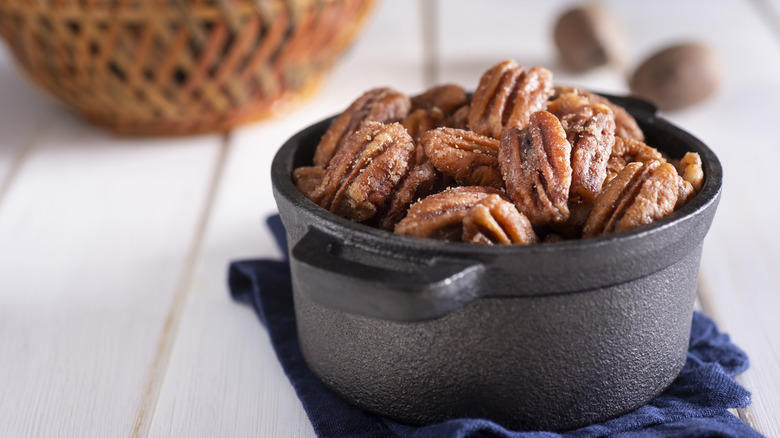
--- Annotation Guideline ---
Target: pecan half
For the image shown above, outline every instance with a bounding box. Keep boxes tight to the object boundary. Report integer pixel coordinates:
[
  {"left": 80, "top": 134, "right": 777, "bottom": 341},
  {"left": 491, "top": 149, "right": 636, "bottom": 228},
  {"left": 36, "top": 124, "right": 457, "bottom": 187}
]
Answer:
[
  {"left": 411, "top": 83, "right": 469, "bottom": 114},
  {"left": 551, "top": 86, "right": 644, "bottom": 141},
  {"left": 548, "top": 93, "right": 616, "bottom": 202},
  {"left": 309, "top": 122, "right": 415, "bottom": 222},
  {"left": 606, "top": 136, "right": 665, "bottom": 183},
  {"left": 313, "top": 88, "right": 411, "bottom": 167},
  {"left": 583, "top": 161, "right": 681, "bottom": 237},
  {"left": 446, "top": 104, "right": 471, "bottom": 130},
  {"left": 462, "top": 195, "right": 538, "bottom": 245},
  {"left": 402, "top": 107, "right": 446, "bottom": 147},
  {"left": 395, "top": 186, "right": 505, "bottom": 241},
  {"left": 293, "top": 165, "right": 325, "bottom": 199},
  {"left": 499, "top": 110, "right": 572, "bottom": 225},
  {"left": 678, "top": 152, "right": 704, "bottom": 192},
  {"left": 469, "top": 60, "right": 553, "bottom": 138},
  {"left": 375, "top": 161, "right": 441, "bottom": 230},
  {"left": 422, "top": 127, "right": 503, "bottom": 188}
]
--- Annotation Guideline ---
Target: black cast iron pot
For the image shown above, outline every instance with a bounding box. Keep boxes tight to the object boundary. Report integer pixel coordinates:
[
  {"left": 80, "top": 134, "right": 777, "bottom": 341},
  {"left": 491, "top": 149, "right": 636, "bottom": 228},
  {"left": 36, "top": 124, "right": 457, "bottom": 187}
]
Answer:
[{"left": 270, "top": 95, "right": 722, "bottom": 431}]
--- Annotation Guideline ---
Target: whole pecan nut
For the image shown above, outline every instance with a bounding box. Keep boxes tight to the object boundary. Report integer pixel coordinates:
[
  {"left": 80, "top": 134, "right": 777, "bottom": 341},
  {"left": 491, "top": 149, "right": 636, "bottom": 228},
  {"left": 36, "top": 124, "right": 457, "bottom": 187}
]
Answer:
[
  {"left": 310, "top": 122, "right": 415, "bottom": 222},
  {"left": 499, "top": 110, "right": 572, "bottom": 225},
  {"left": 312, "top": 87, "right": 410, "bottom": 167},
  {"left": 422, "top": 127, "right": 503, "bottom": 188}
]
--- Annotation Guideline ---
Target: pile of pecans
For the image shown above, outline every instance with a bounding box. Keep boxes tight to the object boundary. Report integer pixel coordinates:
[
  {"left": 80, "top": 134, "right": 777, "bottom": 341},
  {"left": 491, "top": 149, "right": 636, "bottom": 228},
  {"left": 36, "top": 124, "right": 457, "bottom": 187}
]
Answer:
[{"left": 293, "top": 59, "right": 704, "bottom": 245}]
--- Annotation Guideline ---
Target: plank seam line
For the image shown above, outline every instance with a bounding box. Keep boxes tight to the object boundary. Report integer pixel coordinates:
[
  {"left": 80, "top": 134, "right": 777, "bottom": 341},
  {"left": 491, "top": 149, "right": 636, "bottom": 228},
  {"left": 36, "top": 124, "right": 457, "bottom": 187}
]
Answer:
[
  {"left": 696, "top": 273, "right": 759, "bottom": 430},
  {"left": 130, "top": 134, "right": 232, "bottom": 438},
  {"left": 0, "top": 108, "right": 57, "bottom": 216}
]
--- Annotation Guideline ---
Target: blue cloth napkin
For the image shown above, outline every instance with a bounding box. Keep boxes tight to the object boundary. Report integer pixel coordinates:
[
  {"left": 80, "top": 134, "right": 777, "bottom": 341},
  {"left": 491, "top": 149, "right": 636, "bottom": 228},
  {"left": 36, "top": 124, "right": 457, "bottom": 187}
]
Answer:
[{"left": 228, "top": 215, "right": 763, "bottom": 438}]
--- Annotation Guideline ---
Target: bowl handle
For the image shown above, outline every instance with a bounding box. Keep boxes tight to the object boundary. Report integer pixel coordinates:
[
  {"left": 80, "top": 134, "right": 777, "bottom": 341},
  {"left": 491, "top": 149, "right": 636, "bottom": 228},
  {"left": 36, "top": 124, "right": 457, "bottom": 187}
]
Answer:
[{"left": 290, "top": 227, "right": 485, "bottom": 321}]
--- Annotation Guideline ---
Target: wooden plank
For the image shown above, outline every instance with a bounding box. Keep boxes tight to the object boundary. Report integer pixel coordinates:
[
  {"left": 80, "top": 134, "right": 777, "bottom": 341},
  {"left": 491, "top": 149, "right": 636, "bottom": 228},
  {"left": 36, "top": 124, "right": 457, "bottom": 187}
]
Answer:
[
  {"left": 147, "top": 1, "right": 426, "bottom": 437},
  {"left": 0, "top": 113, "right": 223, "bottom": 437},
  {"left": 0, "top": 44, "right": 58, "bottom": 206}
]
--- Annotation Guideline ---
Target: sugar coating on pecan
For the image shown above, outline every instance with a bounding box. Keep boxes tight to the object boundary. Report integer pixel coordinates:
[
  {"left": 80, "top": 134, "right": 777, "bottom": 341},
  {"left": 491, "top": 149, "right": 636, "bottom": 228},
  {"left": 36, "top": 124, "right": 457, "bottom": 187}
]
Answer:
[
  {"left": 313, "top": 87, "right": 410, "bottom": 167},
  {"left": 293, "top": 165, "right": 325, "bottom": 199},
  {"left": 402, "top": 107, "right": 446, "bottom": 148},
  {"left": 548, "top": 93, "right": 616, "bottom": 202},
  {"left": 679, "top": 152, "right": 704, "bottom": 192},
  {"left": 469, "top": 60, "right": 553, "bottom": 138},
  {"left": 583, "top": 161, "right": 681, "bottom": 237},
  {"left": 551, "top": 85, "right": 645, "bottom": 141},
  {"left": 606, "top": 136, "right": 666, "bottom": 184},
  {"left": 375, "top": 161, "right": 441, "bottom": 231},
  {"left": 310, "top": 122, "right": 415, "bottom": 222},
  {"left": 499, "top": 111, "right": 572, "bottom": 225},
  {"left": 395, "top": 186, "right": 505, "bottom": 241},
  {"left": 422, "top": 127, "right": 503, "bottom": 188},
  {"left": 462, "top": 195, "right": 538, "bottom": 245}
]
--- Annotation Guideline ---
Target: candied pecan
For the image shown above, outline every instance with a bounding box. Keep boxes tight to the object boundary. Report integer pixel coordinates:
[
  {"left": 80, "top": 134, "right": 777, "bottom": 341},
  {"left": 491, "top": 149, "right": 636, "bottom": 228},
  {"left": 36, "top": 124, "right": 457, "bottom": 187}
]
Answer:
[
  {"left": 293, "top": 166, "right": 325, "bottom": 199},
  {"left": 499, "top": 111, "right": 572, "bottom": 225},
  {"left": 605, "top": 136, "right": 665, "bottom": 183},
  {"left": 548, "top": 94, "right": 616, "bottom": 202},
  {"left": 313, "top": 88, "right": 410, "bottom": 167},
  {"left": 550, "top": 200, "right": 594, "bottom": 239},
  {"left": 375, "top": 161, "right": 440, "bottom": 230},
  {"left": 422, "top": 127, "right": 503, "bottom": 188},
  {"left": 583, "top": 161, "right": 681, "bottom": 237},
  {"left": 309, "top": 122, "right": 415, "bottom": 222},
  {"left": 551, "top": 86, "right": 644, "bottom": 141},
  {"left": 395, "top": 186, "right": 505, "bottom": 241},
  {"left": 678, "top": 152, "right": 704, "bottom": 192},
  {"left": 469, "top": 60, "right": 553, "bottom": 138},
  {"left": 446, "top": 104, "right": 471, "bottom": 130},
  {"left": 411, "top": 84, "right": 469, "bottom": 114},
  {"left": 402, "top": 107, "right": 446, "bottom": 146},
  {"left": 462, "top": 195, "right": 538, "bottom": 245}
]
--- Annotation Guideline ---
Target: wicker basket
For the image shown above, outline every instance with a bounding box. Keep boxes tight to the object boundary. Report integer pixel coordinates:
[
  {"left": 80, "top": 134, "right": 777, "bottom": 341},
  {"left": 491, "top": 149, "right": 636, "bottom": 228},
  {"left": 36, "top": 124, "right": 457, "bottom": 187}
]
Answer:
[{"left": 0, "top": 0, "right": 375, "bottom": 135}]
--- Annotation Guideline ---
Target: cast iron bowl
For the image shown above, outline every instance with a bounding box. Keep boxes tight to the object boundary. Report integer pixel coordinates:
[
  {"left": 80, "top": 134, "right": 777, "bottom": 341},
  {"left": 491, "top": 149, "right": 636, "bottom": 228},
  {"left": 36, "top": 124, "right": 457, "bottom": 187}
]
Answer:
[{"left": 270, "top": 95, "right": 722, "bottom": 431}]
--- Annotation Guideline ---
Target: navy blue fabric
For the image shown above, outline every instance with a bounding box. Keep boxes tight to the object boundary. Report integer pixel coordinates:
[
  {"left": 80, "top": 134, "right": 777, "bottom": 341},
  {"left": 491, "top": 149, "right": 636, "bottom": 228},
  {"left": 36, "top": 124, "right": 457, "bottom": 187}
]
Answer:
[{"left": 228, "top": 215, "right": 762, "bottom": 438}]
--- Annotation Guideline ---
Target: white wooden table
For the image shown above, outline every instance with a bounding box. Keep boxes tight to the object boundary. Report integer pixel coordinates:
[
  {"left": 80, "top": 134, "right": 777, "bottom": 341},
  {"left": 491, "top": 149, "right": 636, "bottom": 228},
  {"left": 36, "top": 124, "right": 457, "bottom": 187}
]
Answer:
[{"left": 1, "top": 1, "right": 779, "bottom": 436}]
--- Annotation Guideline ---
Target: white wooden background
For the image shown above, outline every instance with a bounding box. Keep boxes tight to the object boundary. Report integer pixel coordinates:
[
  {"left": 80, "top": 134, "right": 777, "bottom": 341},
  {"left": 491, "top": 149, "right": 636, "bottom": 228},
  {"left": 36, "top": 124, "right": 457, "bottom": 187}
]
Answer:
[{"left": 1, "top": 1, "right": 779, "bottom": 436}]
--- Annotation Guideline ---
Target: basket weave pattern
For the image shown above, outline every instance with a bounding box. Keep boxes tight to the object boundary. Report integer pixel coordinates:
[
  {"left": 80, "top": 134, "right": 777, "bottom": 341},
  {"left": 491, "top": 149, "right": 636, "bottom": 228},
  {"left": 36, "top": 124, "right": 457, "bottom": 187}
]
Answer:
[{"left": 0, "top": 0, "right": 374, "bottom": 135}]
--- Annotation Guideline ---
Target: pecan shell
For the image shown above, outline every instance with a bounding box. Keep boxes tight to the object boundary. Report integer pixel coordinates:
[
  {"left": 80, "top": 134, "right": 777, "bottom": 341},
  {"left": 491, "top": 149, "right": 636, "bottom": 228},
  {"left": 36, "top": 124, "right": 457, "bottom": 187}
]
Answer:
[{"left": 499, "top": 110, "right": 572, "bottom": 225}]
